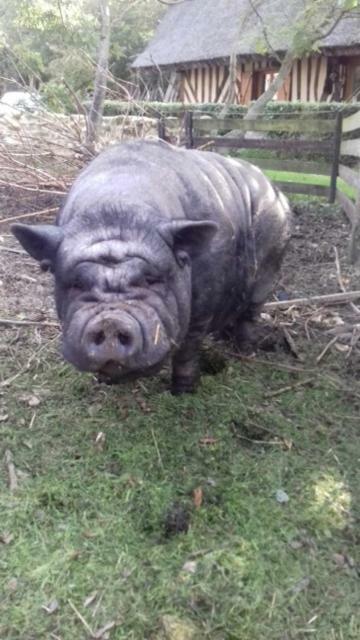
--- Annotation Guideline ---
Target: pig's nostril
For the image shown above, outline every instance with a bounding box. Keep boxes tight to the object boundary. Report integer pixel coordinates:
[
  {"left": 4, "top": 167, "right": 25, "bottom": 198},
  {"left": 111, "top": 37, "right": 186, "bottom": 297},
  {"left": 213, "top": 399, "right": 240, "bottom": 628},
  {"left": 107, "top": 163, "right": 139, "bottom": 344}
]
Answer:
[
  {"left": 117, "top": 332, "right": 131, "bottom": 346},
  {"left": 93, "top": 330, "right": 106, "bottom": 346}
]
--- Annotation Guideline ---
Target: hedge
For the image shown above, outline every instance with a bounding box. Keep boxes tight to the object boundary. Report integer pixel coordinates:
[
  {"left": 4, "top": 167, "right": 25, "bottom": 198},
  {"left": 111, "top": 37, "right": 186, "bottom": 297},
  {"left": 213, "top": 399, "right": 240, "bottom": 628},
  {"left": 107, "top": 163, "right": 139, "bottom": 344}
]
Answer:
[{"left": 95, "top": 100, "right": 360, "bottom": 119}]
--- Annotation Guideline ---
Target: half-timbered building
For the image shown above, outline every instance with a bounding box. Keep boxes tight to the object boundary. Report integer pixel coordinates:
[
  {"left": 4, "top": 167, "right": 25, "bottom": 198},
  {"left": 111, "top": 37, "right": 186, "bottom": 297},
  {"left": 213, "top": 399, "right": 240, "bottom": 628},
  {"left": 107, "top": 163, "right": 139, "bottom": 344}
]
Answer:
[{"left": 132, "top": 0, "right": 360, "bottom": 105}]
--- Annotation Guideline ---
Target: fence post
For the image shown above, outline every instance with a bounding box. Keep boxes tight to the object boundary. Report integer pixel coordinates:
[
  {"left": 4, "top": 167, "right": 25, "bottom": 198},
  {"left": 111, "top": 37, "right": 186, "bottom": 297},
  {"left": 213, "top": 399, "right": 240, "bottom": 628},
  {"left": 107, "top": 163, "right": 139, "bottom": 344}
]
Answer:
[
  {"left": 157, "top": 116, "right": 166, "bottom": 141},
  {"left": 184, "top": 110, "right": 193, "bottom": 148},
  {"left": 329, "top": 111, "right": 343, "bottom": 204}
]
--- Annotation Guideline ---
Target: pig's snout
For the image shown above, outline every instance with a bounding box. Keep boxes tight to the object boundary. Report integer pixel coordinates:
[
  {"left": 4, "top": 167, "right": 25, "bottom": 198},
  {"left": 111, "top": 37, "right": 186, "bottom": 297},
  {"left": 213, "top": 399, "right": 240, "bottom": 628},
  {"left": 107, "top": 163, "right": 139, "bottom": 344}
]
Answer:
[{"left": 83, "top": 313, "right": 142, "bottom": 369}]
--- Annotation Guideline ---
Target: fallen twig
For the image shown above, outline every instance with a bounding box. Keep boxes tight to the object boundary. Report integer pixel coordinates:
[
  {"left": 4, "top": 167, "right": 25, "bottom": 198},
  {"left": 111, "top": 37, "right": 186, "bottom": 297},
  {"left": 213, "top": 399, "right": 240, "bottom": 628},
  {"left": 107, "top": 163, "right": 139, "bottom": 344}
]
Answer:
[
  {"left": 151, "top": 427, "right": 164, "bottom": 469},
  {"left": 226, "top": 352, "right": 315, "bottom": 374},
  {"left": 346, "top": 324, "right": 360, "bottom": 359},
  {"left": 333, "top": 246, "right": 360, "bottom": 315},
  {"left": 4, "top": 450, "right": 18, "bottom": 491},
  {"left": 0, "top": 247, "right": 27, "bottom": 255},
  {"left": 316, "top": 336, "right": 338, "bottom": 364},
  {"left": 0, "top": 207, "right": 58, "bottom": 225},
  {"left": 68, "top": 600, "right": 95, "bottom": 637},
  {"left": 0, "top": 179, "right": 65, "bottom": 196},
  {"left": 264, "top": 377, "right": 314, "bottom": 398},
  {"left": 282, "top": 326, "right": 304, "bottom": 361},
  {"left": 265, "top": 291, "right": 360, "bottom": 310},
  {"left": 0, "top": 318, "right": 59, "bottom": 328}
]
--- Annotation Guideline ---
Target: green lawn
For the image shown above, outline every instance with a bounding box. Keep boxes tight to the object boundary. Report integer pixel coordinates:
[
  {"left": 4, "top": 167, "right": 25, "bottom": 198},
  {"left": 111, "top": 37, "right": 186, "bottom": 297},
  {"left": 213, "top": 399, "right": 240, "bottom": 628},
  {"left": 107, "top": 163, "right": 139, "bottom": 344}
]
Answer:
[
  {"left": 1, "top": 338, "right": 359, "bottom": 639},
  {"left": 228, "top": 149, "right": 357, "bottom": 200},
  {"left": 263, "top": 170, "right": 356, "bottom": 200}
]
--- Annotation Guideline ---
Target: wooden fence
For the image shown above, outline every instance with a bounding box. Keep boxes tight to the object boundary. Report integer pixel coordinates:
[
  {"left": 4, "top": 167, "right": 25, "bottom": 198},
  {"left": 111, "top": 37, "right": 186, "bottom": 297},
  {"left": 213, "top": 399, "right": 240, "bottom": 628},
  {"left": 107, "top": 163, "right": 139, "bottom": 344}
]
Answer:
[
  {"left": 336, "top": 111, "right": 360, "bottom": 262},
  {"left": 159, "top": 111, "right": 339, "bottom": 200},
  {"left": 158, "top": 109, "right": 360, "bottom": 261}
]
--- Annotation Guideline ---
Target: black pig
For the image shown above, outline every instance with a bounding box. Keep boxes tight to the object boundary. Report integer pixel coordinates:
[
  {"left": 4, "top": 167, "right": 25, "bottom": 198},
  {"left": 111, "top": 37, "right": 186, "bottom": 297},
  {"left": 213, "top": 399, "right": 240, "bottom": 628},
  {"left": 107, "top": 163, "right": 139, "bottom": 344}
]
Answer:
[{"left": 12, "top": 140, "right": 291, "bottom": 393}]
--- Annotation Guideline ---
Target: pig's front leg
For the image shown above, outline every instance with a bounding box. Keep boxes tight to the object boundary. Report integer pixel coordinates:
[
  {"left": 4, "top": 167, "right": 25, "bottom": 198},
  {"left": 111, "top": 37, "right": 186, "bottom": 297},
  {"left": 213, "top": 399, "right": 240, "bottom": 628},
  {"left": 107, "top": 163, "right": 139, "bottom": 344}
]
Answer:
[{"left": 171, "top": 335, "right": 202, "bottom": 394}]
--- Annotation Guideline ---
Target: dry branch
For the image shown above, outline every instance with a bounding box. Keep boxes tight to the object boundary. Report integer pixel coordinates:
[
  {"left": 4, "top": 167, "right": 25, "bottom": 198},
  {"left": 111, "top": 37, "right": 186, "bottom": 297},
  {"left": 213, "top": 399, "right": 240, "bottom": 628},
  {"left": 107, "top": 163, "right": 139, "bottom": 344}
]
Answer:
[
  {"left": 4, "top": 450, "right": 18, "bottom": 492},
  {"left": 316, "top": 336, "right": 338, "bottom": 364},
  {"left": 0, "top": 318, "right": 59, "bottom": 328},
  {"left": 265, "top": 291, "right": 360, "bottom": 310},
  {"left": 264, "top": 377, "right": 315, "bottom": 398},
  {"left": 333, "top": 246, "right": 360, "bottom": 315},
  {"left": 68, "top": 600, "right": 95, "bottom": 637},
  {"left": 0, "top": 207, "right": 58, "bottom": 226}
]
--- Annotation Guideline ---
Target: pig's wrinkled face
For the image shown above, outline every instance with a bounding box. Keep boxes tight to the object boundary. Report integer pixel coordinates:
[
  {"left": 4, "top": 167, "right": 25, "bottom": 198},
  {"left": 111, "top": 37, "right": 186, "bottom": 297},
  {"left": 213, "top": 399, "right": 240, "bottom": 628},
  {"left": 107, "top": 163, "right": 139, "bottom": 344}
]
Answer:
[
  {"left": 55, "top": 232, "right": 191, "bottom": 381},
  {"left": 11, "top": 216, "right": 217, "bottom": 382}
]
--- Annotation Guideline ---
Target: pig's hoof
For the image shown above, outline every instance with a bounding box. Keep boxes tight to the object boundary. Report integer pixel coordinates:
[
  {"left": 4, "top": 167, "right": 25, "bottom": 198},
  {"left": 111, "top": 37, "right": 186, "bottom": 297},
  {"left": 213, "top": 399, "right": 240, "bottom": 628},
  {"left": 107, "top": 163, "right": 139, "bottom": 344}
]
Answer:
[{"left": 171, "top": 377, "right": 197, "bottom": 395}]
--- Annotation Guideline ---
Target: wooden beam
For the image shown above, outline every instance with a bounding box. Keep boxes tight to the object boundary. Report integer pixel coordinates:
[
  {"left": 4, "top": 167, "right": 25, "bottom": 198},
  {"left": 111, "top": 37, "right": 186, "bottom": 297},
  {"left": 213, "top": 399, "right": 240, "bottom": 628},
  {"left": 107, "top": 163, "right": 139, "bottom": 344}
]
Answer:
[
  {"left": 273, "top": 181, "right": 329, "bottom": 197},
  {"left": 265, "top": 290, "right": 360, "bottom": 310},
  {"left": 339, "top": 164, "right": 360, "bottom": 191},
  {"left": 193, "top": 136, "right": 333, "bottom": 153},
  {"left": 342, "top": 110, "right": 360, "bottom": 134},
  {"left": 184, "top": 110, "right": 194, "bottom": 149},
  {"left": 329, "top": 112, "right": 342, "bottom": 203},
  {"left": 300, "top": 58, "right": 308, "bottom": 101},
  {"left": 341, "top": 139, "right": 360, "bottom": 158},
  {"left": 193, "top": 116, "right": 335, "bottom": 135},
  {"left": 244, "top": 158, "right": 331, "bottom": 175},
  {"left": 336, "top": 189, "right": 357, "bottom": 224}
]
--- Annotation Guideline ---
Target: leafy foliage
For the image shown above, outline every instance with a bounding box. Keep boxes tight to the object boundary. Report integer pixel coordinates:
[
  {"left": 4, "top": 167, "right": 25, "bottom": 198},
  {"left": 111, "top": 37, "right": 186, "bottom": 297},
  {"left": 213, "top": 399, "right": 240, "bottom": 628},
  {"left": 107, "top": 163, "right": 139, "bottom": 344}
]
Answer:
[
  {"left": 98, "top": 99, "right": 360, "bottom": 118},
  {"left": 0, "top": 0, "right": 163, "bottom": 110}
]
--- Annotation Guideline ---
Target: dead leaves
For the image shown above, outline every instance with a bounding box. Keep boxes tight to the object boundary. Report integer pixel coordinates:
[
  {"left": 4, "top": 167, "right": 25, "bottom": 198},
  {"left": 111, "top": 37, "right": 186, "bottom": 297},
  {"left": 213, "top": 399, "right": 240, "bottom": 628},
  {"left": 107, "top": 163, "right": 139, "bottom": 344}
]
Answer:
[
  {"left": 19, "top": 393, "right": 41, "bottom": 407},
  {"left": 94, "top": 431, "right": 106, "bottom": 452},
  {"left": 0, "top": 531, "right": 14, "bottom": 545},
  {"left": 4, "top": 449, "right": 18, "bottom": 491},
  {"left": 83, "top": 591, "right": 99, "bottom": 608},
  {"left": 198, "top": 436, "right": 218, "bottom": 446},
  {"left": 332, "top": 552, "right": 358, "bottom": 575},
  {"left": 289, "top": 531, "right": 317, "bottom": 554},
  {"left": 289, "top": 576, "right": 311, "bottom": 597},
  {"left": 68, "top": 599, "right": 117, "bottom": 639},
  {"left": 192, "top": 486, "right": 203, "bottom": 509},
  {"left": 42, "top": 599, "right": 59, "bottom": 615}
]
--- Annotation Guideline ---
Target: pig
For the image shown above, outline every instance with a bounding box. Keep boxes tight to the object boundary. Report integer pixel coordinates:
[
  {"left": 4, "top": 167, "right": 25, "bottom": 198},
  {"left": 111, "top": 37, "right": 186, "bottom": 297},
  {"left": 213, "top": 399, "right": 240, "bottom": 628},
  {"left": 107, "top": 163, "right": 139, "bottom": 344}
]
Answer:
[{"left": 12, "top": 140, "right": 292, "bottom": 393}]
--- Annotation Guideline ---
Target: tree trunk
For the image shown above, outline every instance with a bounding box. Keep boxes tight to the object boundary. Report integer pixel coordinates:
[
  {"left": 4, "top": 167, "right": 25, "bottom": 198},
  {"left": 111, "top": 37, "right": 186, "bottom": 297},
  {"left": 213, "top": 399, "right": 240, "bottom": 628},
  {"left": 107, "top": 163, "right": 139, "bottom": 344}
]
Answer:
[
  {"left": 244, "top": 50, "right": 295, "bottom": 120},
  {"left": 85, "top": 0, "right": 111, "bottom": 148},
  {"left": 220, "top": 51, "right": 238, "bottom": 118}
]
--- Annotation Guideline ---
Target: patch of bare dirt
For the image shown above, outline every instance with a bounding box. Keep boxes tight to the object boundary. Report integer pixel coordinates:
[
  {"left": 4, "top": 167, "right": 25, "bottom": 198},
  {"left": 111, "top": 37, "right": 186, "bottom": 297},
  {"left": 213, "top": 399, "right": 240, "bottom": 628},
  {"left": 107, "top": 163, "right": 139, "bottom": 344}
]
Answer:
[
  {"left": 281, "top": 201, "right": 359, "bottom": 299},
  {"left": 0, "top": 189, "right": 62, "bottom": 371}
]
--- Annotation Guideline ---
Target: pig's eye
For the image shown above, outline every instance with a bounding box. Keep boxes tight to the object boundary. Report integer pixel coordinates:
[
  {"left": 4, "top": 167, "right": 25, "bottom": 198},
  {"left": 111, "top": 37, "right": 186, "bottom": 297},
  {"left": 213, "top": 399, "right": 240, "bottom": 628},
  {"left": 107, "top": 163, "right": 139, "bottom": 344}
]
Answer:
[
  {"left": 100, "top": 255, "right": 118, "bottom": 266},
  {"left": 176, "top": 250, "right": 190, "bottom": 268},
  {"left": 68, "top": 277, "right": 86, "bottom": 292},
  {"left": 145, "top": 274, "right": 164, "bottom": 286}
]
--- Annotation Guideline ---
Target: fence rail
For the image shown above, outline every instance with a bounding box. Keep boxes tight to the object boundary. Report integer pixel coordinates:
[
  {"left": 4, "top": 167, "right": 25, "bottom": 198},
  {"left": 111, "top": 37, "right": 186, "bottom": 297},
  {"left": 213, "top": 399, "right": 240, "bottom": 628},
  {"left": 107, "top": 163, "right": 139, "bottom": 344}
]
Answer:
[
  {"left": 157, "top": 109, "right": 360, "bottom": 261},
  {"left": 336, "top": 111, "right": 360, "bottom": 262},
  {"left": 164, "top": 110, "right": 338, "bottom": 201}
]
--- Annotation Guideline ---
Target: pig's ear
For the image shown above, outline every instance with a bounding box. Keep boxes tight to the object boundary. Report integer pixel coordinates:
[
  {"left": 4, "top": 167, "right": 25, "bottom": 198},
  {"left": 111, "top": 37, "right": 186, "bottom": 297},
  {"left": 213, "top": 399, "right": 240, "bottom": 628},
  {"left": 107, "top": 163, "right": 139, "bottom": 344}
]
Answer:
[
  {"left": 11, "top": 224, "right": 63, "bottom": 266},
  {"left": 158, "top": 220, "right": 218, "bottom": 257}
]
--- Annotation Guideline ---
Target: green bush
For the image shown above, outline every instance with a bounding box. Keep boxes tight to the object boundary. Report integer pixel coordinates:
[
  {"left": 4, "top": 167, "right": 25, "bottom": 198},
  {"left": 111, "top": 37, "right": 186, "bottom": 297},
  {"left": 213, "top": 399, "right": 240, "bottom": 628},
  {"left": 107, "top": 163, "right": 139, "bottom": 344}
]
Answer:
[
  {"left": 95, "top": 99, "right": 360, "bottom": 119},
  {"left": 40, "top": 82, "right": 75, "bottom": 114}
]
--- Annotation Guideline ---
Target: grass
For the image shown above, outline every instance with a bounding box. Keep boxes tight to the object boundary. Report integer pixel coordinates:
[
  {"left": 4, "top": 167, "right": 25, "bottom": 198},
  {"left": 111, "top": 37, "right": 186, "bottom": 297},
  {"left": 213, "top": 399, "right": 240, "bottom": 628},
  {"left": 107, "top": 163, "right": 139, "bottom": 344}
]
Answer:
[
  {"left": 263, "top": 171, "right": 356, "bottom": 200},
  {"left": 1, "top": 338, "right": 359, "bottom": 640},
  {"left": 229, "top": 149, "right": 357, "bottom": 200}
]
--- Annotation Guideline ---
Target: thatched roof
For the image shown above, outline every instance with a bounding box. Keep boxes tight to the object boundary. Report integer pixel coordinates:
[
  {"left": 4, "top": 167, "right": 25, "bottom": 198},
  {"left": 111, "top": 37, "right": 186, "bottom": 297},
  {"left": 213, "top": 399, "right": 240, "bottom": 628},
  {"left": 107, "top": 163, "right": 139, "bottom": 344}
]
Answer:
[{"left": 133, "top": 0, "right": 360, "bottom": 69}]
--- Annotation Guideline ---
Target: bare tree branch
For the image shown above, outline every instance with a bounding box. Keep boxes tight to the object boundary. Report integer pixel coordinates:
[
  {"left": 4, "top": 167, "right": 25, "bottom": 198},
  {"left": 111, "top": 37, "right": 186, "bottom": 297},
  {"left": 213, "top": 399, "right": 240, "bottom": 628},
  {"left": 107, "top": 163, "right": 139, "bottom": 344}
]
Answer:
[
  {"left": 85, "top": 0, "right": 111, "bottom": 149},
  {"left": 248, "top": 0, "right": 282, "bottom": 63}
]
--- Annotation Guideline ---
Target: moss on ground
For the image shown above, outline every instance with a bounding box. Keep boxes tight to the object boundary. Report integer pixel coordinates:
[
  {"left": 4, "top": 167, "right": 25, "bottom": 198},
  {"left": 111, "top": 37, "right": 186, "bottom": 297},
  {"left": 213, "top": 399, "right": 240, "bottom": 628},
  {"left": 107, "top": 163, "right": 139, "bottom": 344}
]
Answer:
[{"left": 0, "top": 341, "right": 359, "bottom": 640}]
